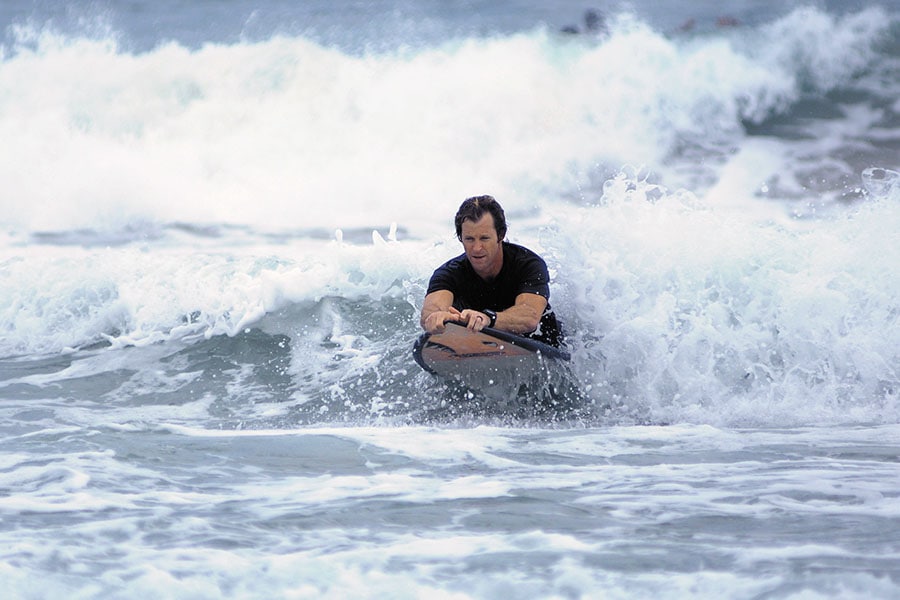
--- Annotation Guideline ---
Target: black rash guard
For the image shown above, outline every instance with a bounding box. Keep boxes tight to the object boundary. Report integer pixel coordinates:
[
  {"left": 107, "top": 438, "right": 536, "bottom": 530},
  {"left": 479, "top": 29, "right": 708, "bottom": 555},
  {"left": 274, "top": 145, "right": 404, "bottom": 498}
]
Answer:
[{"left": 426, "top": 241, "right": 563, "bottom": 346}]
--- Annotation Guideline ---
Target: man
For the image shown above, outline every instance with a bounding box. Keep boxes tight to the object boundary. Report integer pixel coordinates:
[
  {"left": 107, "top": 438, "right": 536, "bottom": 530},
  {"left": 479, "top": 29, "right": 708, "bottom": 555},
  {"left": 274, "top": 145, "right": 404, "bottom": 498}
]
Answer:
[{"left": 420, "top": 195, "right": 562, "bottom": 347}]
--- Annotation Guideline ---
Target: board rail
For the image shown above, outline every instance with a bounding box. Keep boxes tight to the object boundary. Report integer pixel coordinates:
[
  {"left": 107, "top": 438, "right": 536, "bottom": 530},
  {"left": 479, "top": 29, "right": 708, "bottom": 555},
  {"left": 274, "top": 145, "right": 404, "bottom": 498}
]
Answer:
[{"left": 413, "top": 321, "right": 570, "bottom": 375}]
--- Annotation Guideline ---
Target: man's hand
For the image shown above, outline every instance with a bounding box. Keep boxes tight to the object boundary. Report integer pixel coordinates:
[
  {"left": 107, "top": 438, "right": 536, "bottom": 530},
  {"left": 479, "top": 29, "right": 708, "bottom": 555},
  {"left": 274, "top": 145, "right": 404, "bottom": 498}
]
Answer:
[
  {"left": 421, "top": 290, "right": 547, "bottom": 336},
  {"left": 421, "top": 290, "right": 457, "bottom": 333},
  {"left": 422, "top": 306, "right": 462, "bottom": 333},
  {"left": 459, "top": 309, "right": 491, "bottom": 333}
]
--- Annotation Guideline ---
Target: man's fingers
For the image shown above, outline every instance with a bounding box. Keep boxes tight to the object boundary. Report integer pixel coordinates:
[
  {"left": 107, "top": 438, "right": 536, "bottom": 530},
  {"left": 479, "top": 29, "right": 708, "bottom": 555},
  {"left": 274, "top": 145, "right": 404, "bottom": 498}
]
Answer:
[{"left": 462, "top": 311, "right": 485, "bottom": 331}]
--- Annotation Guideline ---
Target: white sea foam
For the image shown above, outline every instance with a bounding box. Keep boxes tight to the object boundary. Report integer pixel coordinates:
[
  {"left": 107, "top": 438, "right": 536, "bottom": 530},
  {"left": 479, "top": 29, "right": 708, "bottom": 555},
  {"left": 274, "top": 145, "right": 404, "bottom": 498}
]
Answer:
[
  {"left": 1, "top": 164, "right": 898, "bottom": 426},
  {"left": 546, "top": 171, "right": 900, "bottom": 425},
  {"left": 2, "top": 424, "right": 899, "bottom": 598},
  {"left": 0, "top": 6, "right": 894, "bottom": 236}
]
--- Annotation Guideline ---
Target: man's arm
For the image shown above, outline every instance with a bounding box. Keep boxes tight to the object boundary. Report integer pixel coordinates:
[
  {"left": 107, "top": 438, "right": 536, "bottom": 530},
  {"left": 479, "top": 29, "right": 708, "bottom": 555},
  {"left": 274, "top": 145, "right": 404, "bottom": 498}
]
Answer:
[
  {"left": 458, "top": 292, "right": 547, "bottom": 335},
  {"left": 420, "top": 290, "right": 461, "bottom": 333}
]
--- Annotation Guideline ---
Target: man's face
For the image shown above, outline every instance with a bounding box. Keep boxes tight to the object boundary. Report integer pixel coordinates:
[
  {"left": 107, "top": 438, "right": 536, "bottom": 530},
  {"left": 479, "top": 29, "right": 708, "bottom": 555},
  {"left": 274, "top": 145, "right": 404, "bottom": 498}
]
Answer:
[{"left": 461, "top": 213, "right": 503, "bottom": 279}]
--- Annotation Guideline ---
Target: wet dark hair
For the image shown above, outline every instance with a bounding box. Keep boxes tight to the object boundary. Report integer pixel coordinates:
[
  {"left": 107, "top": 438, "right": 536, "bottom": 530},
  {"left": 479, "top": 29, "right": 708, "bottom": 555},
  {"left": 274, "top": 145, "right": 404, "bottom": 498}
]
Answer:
[{"left": 454, "top": 195, "right": 507, "bottom": 240}]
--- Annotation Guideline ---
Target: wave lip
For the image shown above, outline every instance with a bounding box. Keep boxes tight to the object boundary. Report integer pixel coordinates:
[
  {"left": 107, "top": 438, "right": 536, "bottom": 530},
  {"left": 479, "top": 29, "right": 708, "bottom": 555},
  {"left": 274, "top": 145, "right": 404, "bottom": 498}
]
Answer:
[{"left": 1, "top": 6, "right": 897, "bottom": 234}]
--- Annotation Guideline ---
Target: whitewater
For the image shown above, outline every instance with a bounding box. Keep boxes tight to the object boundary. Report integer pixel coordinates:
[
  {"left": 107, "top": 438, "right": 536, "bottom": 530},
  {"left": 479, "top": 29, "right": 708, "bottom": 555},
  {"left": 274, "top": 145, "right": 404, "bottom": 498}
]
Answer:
[{"left": 1, "top": 1, "right": 899, "bottom": 598}]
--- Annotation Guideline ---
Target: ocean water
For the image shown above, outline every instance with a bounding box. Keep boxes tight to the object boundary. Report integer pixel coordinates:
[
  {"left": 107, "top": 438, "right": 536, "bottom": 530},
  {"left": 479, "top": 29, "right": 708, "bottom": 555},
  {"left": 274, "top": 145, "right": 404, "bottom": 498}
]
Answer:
[{"left": 1, "top": 0, "right": 899, "bottom": 597}]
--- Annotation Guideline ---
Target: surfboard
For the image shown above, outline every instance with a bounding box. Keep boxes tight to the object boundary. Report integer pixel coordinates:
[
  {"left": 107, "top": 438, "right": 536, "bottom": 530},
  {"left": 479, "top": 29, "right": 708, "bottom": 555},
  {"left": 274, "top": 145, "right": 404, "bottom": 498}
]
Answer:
[{"left": 412, "top": 321, "right": 571, "bottom": 401}]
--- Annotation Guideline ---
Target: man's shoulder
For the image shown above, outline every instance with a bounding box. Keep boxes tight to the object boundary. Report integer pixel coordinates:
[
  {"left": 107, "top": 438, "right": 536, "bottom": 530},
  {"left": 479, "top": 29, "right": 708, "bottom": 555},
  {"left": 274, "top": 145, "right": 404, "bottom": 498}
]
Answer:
[
  {"left": 435, "top": 252, "right": 469, "bottom": 272},
  {"left": 503, "top": 242, "right": 547, "bottom": 265},
  {"left": 429, "top": 252, "right": 470, "bottom": 282},
  {"left": 427, "top": 252, "right": 473, "bottom": 295}
]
